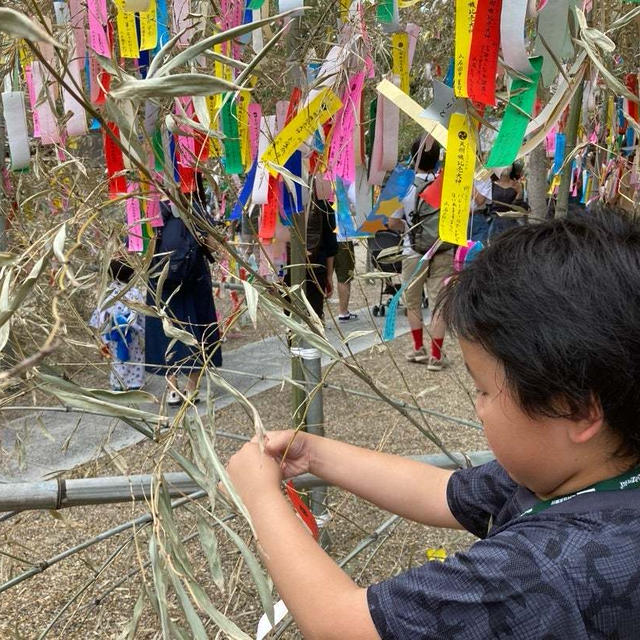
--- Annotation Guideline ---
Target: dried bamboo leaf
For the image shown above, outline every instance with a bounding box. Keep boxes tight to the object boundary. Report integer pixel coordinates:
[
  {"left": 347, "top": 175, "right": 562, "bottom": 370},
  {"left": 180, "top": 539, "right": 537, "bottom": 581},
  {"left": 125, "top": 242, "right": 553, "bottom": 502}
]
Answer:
[
  {"left": 149, "top": 537, "right": 171, "bottom": 639},
  {"left": 153, "top": 10, "right": 303, "bottom": 79},
  {"left": 242, "top": 281, "right": 259, "bottom": 328},
  {"left": 0, "top": 8, "right": 62, "bottom": 47},
  {"left": 343, "top": 330, "right": 375, "bottom": 344},
  {"left": 0, "top": 270, "right": 11, "bottom": 352},
  {"left": 213, "top": 513, "right": 275, "bottom": 626},
  {"left": 167, "top": 574, "right": 208, "bottom": 640},
  {"left": 110, "top": 74, "right": 242, "bottom": 101},
  {"left": 161, "top": 315, "right": 199, "bottom": 346},
  {"left": 0, "top": 254, "right": 48, "bottom": 329},
  {"left": 52, "top": 224, "right": 66, "bottom": 265},
  {"left": 196, "top": 515, "right": 225, "bottom": 594}
]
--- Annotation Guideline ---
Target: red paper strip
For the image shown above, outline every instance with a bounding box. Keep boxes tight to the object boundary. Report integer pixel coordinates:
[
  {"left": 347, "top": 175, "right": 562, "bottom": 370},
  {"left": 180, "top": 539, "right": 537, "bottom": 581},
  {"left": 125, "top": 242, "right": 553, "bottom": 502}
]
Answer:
[
  {"left": 285, "top": 481, "right": 319, "bottom": 540},
  {"left": 419, "top": 171, "right": 444, "bottom": 209},
  {"left": 467, "top": 0, "right": 503, "bottom": 107},
  {"left": 259, "top": 176, "right": 279, "bottom": 241},
  {"left": 103, "top": 122, "right": 126, "bottom": 198},
  {"left": 626, "top": 73, "right": 639, "bottom": 122}
]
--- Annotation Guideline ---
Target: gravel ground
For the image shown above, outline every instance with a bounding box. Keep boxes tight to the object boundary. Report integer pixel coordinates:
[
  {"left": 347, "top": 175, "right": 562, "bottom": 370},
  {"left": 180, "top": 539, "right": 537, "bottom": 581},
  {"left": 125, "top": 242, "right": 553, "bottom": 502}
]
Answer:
[{"left": 0, "top": 325, "right": 488, "bottom": 639}]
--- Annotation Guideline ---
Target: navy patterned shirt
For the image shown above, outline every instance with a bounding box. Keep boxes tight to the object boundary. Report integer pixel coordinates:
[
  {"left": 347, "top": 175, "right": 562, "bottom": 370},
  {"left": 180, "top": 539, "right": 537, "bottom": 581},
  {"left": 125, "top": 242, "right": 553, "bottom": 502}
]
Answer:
[{"left": 367, "top": 460, "right": 640, "bottom": 639}]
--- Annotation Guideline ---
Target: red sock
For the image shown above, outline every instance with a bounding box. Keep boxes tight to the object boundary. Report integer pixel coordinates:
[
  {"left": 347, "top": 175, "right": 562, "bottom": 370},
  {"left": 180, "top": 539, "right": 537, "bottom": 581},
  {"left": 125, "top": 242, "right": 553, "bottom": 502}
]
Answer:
[
  {"left": 431, "top": 337, "right": 444, "bottom": 360},
  {"left": 411, "top": 328, "right": 424, "bottom": 351}
]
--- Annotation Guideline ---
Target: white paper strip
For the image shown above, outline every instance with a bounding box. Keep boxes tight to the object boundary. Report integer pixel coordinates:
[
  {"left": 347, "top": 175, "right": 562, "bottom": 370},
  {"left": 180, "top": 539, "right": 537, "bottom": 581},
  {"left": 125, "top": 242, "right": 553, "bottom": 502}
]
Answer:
[
  {"left": 500, "top": 0, "right": 534, "bottom": 75},
  {"left": 278, "top": 0, "right": 304, "bottom": 13},
  {"left": 252, "top": 115, "right": 275, "bottom": 205},
  {"left": 62, "top": 57, "right": 87, "bottom": 136},
  {"left": 1, "top": 91, "right": 31, "bottom": 170}
]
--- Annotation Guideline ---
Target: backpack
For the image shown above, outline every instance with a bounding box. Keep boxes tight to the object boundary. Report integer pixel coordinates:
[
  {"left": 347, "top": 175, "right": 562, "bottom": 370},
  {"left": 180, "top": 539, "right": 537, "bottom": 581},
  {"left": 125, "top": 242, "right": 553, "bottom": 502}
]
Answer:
[
  {"left": 409, "top": 175, "right": 455, "bottom": 255},
  {"left": 158, "top": 203, "right": 201, "bottom": 284}
]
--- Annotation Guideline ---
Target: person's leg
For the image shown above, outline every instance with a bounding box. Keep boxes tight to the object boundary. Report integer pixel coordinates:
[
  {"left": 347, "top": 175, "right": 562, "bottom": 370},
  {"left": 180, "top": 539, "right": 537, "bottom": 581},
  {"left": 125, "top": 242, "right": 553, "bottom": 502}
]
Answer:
[
  {"left": 336, "top": 242, "right": 357, "bottom": 319},
  {"left": 185, "top": 369, "right": 201, "bottom": 395},
  {"left": 425, "top": 251, "right": 454, "bottom": 370},
  {"left": 402, "top": 255, "right": 429, "bottom": 361},
  {"left": 306, "top": 264, "right": 327, "bottom": 320}
]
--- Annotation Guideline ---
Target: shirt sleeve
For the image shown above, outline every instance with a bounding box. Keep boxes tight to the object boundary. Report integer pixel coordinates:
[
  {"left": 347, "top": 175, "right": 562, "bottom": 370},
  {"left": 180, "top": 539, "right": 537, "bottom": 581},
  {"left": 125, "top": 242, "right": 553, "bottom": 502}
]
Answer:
[
  {"left": 446, "top": 460, "right": 518, "bottom": 538},
  {"left": 367, "top": 528, "right": 582, "bottom": 640}
]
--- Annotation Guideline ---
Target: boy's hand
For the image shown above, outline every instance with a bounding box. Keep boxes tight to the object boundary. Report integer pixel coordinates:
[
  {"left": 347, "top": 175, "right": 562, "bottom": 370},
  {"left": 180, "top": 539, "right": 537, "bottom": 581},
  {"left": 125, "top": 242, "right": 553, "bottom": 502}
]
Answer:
[
  {"left": 260, "top": 430, "right": 314, "bottom": 478},
  {"left": 226, "top": 442, "right": 283, "bottom": 502}
]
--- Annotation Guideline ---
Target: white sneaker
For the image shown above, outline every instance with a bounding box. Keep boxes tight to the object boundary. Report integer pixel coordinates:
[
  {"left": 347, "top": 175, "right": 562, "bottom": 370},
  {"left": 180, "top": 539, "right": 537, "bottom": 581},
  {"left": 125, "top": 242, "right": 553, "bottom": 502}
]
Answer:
[
  {"left": 427, "top": 355, "right": 447, "bottom": 371},
  {"left": 406, "top": 346, "right": 429, "bottom": 363},
  {"left": 167, "top": 389, "right": 182, "bottom": 406}
]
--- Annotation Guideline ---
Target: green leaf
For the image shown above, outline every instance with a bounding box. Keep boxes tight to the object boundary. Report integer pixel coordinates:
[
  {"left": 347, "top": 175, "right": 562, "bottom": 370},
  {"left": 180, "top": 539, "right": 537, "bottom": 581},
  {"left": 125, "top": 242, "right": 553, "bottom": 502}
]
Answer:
[
  {"left": 149, "top": 536, "right": 171, "bottom": 639},
  {"left": 167, "top": 575, "right": 208, "bottom": 640}
]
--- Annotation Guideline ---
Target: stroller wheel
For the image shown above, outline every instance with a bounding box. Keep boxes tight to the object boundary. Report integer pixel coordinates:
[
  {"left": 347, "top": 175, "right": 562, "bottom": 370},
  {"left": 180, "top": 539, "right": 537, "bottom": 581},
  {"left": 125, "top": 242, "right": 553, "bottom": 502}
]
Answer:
[
  {"left": 372, "top": 305, "right": 379, "bottom": 317},
  {"left": 380, "top": 305, "right": 386, "bottom": 317}
]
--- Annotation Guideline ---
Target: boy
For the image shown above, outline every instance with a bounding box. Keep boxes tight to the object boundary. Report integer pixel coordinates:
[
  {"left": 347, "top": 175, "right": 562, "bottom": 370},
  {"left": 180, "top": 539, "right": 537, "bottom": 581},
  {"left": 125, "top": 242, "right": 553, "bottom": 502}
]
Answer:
[{"left": 226, "top": 209, "right": 640, "bottom": 638}]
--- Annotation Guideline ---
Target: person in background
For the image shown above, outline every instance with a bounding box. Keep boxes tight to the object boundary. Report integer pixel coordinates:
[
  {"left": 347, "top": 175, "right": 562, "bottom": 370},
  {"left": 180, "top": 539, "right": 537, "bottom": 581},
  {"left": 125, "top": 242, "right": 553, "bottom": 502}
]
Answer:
[
  {"left": 90, "top": 258, "right": 145, "bottom": 391},
  {"left": 145, "top": 176, "right": 222, "bottom": 407},
  {"left": 487, "top": 163, "right": 523, "bottom": 240},
  {"left": 388, "top": 137, "right": 451, "bottom": 370},
  {"left": 334, "top": 240, "right": 358, "bottom": 322}
]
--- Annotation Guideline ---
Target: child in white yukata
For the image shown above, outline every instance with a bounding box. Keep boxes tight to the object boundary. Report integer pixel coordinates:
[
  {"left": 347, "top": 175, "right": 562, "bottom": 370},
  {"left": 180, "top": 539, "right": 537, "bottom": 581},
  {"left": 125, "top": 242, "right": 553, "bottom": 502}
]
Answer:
[{"left": 90, "top": 259, "right": 145, "bottom": 391}]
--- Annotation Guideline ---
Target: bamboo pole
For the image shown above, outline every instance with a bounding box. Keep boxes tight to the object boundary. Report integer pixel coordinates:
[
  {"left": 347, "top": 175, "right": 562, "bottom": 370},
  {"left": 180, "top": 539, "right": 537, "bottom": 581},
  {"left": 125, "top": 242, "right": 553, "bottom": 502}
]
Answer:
[{"left": 0, "top": 451, "right": 494, "bottom": 513}]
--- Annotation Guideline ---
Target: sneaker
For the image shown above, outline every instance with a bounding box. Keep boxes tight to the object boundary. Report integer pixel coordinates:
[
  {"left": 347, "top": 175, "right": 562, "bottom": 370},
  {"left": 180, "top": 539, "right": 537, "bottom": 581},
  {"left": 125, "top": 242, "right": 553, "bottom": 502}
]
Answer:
[
  {"left": 427, "top": 356, "right": 446, "bottom": 371},
  {"left": 406, "top": 346, "right": 429, "bottom": 363},
  {"left": 338, "top": 312, "right": 358, "bottom": 322},
  {"left": 167, "top": 389, "right": 182, "bottom": 406}
]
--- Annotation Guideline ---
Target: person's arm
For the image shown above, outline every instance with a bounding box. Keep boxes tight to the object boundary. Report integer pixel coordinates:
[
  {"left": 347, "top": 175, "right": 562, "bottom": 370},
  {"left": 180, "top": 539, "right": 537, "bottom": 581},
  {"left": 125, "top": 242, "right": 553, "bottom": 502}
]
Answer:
[{"left": 227, "top": 443, "right": 379, "bottom": 640}]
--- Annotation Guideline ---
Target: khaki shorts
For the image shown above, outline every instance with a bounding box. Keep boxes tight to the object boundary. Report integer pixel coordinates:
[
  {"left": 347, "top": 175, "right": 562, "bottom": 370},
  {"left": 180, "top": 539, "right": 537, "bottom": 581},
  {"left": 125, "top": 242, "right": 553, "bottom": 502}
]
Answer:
[
  {"left": 402, "top": 250, "right": 454, "bottom": 313},
  {"left": 334, "top": 241, "right": 355, "bottom": 284}
]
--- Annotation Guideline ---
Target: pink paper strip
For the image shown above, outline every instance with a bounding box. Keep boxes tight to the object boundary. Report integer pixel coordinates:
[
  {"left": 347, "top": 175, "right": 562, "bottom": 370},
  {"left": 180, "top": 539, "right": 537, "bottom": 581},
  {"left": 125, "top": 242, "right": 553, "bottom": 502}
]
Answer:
[
  {"left": 172, "top": 0, "right": 191, "bottom": 46},
  {"left": 276, "top": 100, "right": 289, "bottom": 133},
  {"left": 31, "top": 62, "right": 60, "bottom": 144},
  {"left": 68, "top": 0, "right": 87, "bottom": 60},
  {"left": 87, "top": 0, "right": 109, "bottom": 56},
  {"left": 126, "top": 182, "right": 144, "bottom": 252},
  {"left": 406, "top": 23, "right": 420, "bottom": 68},
  {"left": 248, "top": 103, "right": 261, "bottom": 162},
  {"left": 327, "top": 71, "right": 365, "bottom": 183},
  {"left": 63, "top": 57, "right": 87, "bottom": 136}
]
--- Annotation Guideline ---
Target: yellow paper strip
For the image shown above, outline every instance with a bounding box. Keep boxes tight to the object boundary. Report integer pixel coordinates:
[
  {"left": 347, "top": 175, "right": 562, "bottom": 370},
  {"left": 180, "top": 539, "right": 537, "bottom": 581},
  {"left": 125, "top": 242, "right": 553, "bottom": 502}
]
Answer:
[
  {"left": 206, "top": 94, "right": 223, "bottom": 157},
  {"left": 392, "top": 32, "right": 410, "bottom": 94},
  {"left": 261, "top": 88, "right": 342, "bottom": 174},
  {"left": 237, "top": 90, "right": 251, "bottom": 170},
  {"left": 376, "top": 79, "right": 448, "bottom": 149},
  {"left": 454, "top": 0, "right": 476, "bottom": 98},
  {"left": 115, "top": 0, "right": 140, "bottom": 59},
  {"left": 439, "top": 112, "right": 476, "bottom": 246},
  {"left": 139, "top": 0, "right": 157, "bottom": 51}
]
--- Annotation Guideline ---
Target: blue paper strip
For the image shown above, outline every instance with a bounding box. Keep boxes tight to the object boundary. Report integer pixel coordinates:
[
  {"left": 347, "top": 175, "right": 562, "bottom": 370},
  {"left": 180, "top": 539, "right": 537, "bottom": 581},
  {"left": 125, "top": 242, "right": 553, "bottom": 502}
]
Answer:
[{"left": 230, "top": 161, "right": 257, "bottom": 220}]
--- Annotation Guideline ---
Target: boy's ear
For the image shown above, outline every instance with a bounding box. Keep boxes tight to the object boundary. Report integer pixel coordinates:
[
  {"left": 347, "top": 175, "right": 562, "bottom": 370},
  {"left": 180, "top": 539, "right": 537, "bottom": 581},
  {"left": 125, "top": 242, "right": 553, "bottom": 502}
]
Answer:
[{"left": 566, "top": 395, "right": 605, "bottom": 445}]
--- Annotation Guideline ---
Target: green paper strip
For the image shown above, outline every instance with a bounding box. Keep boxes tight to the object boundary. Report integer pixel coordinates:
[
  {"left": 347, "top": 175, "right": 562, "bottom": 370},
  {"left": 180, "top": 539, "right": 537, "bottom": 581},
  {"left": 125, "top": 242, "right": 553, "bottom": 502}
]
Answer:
[
  {"left": 151, "top": 129, "right": 165, "bottom": 173},
  {"left": 377, "top": 0, "right": 394, "bottom": 23},
  {"left": 248, "top": 0, "right": 266, "bottom": 8},
  {"left": 486, "top": 56, "right": 543, "bottom": 168},
  {"left": 221, "top": 94, "right": 243, "bottom": 175},
  {"left": 367, "top": 98, "right": 377, "bottom": 158}
]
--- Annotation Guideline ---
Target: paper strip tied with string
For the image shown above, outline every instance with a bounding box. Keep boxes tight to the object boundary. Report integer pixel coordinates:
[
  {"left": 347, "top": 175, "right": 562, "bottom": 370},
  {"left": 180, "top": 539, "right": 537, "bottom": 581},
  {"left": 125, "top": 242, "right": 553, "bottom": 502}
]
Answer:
[{"left": 467, "top": 0, "right": 502, "bottom": 106}]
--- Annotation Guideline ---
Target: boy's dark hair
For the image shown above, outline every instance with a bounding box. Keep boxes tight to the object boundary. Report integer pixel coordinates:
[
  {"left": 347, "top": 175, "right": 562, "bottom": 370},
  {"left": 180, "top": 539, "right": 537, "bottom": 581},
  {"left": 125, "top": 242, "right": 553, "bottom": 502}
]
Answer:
[
  {"left": 411, "top": 137, "right": 441, "bottom": 173},
  {"left": 109, "top": 258, "right": 134, "bottom": 284},
  {"left": 436, "top": 207, "right": 640, "bottom": 461}
]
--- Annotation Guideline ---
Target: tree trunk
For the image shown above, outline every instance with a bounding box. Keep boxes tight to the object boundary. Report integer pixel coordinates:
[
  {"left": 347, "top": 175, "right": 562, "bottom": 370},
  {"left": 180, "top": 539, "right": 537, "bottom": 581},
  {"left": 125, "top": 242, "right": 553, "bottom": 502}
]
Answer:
[{"left": 527, "top": 142, "right": 548, "bottom": 220}]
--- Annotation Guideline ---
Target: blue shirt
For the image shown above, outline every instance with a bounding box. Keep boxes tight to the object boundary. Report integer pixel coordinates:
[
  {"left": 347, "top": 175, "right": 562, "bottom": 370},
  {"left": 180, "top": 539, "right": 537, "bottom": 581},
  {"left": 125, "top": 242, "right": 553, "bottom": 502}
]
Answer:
[{"left": 367, "top": 460, "right": 640, "bottom": 639}]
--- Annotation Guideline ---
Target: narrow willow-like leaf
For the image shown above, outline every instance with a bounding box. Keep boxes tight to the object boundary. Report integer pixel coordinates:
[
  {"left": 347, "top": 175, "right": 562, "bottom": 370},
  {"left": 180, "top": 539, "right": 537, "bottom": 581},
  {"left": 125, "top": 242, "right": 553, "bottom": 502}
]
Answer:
[
  {"left": 167, "top": 574, "right": 208, "bottom": 640},
  {"left": 343, "top": 330, "right": 375, "bottom": 344},
  {"left": 52, "top": 224, "right": 66, "bottom": 264},
  {"left": 161, "top": 315, "right": 199, "bottom": 346},
  {"left": 213, "top": 514, "right": 275, "bottom": 626},
  {"left": 0, "top": 270, "right": 11, "bottom": 352}
]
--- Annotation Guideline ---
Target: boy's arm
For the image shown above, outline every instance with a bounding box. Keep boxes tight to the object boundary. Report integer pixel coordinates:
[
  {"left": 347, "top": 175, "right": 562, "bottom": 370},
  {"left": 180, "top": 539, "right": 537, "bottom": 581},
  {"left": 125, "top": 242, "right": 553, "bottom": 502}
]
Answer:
[{"left": 302, "top": 432, "right": 462, "bottom": 529}]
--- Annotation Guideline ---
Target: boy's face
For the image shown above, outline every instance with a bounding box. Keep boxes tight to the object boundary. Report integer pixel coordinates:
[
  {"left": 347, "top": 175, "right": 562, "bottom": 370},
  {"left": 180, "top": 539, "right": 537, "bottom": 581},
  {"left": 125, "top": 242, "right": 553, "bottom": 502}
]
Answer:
[{"left": 459, "top": 339, "right": 578, "bottom": 497}]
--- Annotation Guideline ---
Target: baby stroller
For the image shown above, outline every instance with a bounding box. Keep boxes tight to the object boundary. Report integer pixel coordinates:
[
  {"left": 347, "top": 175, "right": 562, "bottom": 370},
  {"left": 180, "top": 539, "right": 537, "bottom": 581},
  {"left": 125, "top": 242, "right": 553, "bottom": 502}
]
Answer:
[{"left": 369, "top": 229, "right": 403, "bottom": 317}]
